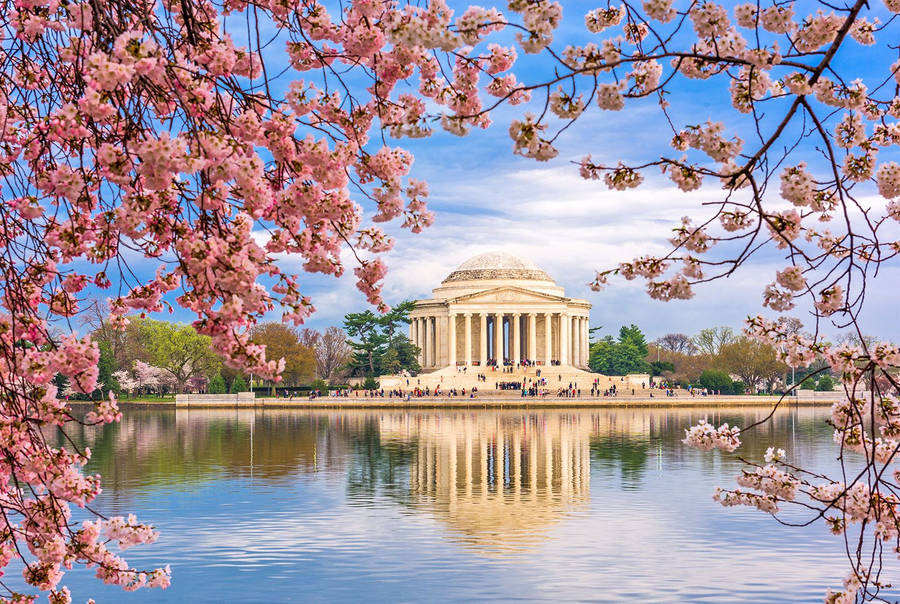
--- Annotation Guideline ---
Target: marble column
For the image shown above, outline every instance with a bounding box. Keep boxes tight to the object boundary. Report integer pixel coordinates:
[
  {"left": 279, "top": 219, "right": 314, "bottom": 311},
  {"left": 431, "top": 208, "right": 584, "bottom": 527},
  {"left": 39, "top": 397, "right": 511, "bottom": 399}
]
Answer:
[
  {"left": 580, "top": 317, "right": 586, "bottom": 367},
  {"left": 574, "top": 317, "right": 582, "bottom": 367},
  {"left": 578, "top": 317, "right": 584, "bottom": 367},
  {"left": 583, "top": 317, "right": 590, "bottom": 368},
  {"left": 438, "top": 315, "right": 447, "bottom": 368},
  {"left": 418, "top": 318, "right": 425, "bottom": 365},
  {"left": 448, "top": 313, "right": 457, "bottom": 367},
  {"left": 544, "top": 313, "right": 552, "bottom": 364},
  {"left": 479, "top": 313, "right": 487, "bottom": 366},
  {"left": 581, "top": 317, "right": 587, "bottom": 367},
  {"left": 425, "top": 316, "right": 433, "bottom": 368},
  {"left": 494, "top": 312, "right": 503, "bottom": 362},
  {"left": 512, "top": 313, "right": 521, "bottom": 365},
  {"left": 411, "top": 319, "right": 419, "bottom": 365},
  {"left": 560, "top": 313, "right": 569, "bottom": 365},
  {"left": 575, "top": 317, "right": 581, "bottom": 366},
  {"left": 528, "top": 313, "right": 537, "bottom": 362},
  {"left": 464, "top": 313, "right": 472, "bottom": 366},
  {"left": 572, "top": 316, "right": 578, "bottom": 367},
  {"left": 581, "top": 317, "right": 590, "bottom": 367}
]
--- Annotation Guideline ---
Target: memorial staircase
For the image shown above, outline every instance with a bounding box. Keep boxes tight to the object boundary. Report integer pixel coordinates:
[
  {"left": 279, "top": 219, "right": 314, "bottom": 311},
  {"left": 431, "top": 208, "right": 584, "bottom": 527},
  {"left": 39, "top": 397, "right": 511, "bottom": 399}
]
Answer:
[{"left": 380, "top": 364, "right": 665, "bottom": 396}]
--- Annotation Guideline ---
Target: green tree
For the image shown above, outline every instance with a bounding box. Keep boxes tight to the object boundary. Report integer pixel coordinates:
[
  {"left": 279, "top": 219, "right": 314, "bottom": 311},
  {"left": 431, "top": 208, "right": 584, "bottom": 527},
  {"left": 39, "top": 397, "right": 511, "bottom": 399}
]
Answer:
[
  {"left": 588, "top": 336, "right": 618, "bottom": 374},
  {"left": 816, "top": 375, "right": 835, "bottom": 391},
  {"left": 343, "top": 300, "right": 420, "bottom": 376},
  {"left": 137, "top": 319, "right": 221, "bottom": 393},
  {"left": 344, "top": 310, "right": 387, "bottom": 376},
  {"left": 230, "top": 375, "right": 247, "bottom": 393},
  {"left": 389, "top": 335, "right": 421, "bottom": 375},
  {"left": 650, "top": 360, "right": 675, "bottom": 376},
  {"left": 800, "top": 378, "right": 817, "bottom": 390},
  {"left": 380, "top": 300, "right": 416, "bottom": 348},
  {"left": 97, "top": 340, "right": 120, "bottom": 397},
  {"left": 376, "top": 301, "right": 420, "bottom": 375},
  {"left": 588, "top": 326, "right": 652, "bottom": 375},
  {"left": 618, "top": 324, "right": 649, "bottom": 356},
  {"left": 208, "top": 373, "right": 227, "bottom": 394},
  {"left": 380, "top": 347, "right": 402, "bottom": 375},
  {"left": 362, "top": 376, "right": 380, "bottom": 390},
  {"left": 616, "top": 341, "right": 652, "bottom": 375},
  {"left": 698, "top": 369, "right": 732, "bottom": 393}
]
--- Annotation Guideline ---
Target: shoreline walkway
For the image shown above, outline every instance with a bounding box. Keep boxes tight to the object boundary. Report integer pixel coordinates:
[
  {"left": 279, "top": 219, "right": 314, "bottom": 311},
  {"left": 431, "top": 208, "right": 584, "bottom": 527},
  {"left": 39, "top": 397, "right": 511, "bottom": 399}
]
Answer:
[{"left": 164, "top": 392, "right": 842, "bottom": 409}]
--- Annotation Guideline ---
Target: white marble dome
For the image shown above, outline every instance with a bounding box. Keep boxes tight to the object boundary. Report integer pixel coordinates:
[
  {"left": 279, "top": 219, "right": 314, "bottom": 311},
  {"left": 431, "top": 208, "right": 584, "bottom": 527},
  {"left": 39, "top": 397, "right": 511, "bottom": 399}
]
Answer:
[{"left": 443, "top": 252, "right": 553, "bottom": 283}]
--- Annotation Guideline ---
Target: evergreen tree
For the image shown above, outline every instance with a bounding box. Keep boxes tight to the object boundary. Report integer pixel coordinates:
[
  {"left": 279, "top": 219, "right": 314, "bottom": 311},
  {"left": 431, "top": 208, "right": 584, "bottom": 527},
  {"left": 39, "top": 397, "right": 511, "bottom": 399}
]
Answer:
[
  {"left": 618, "top": 324, "right": 649, "bottom": 356},
  {"left": 230, "top": 375, "right": 247, "bottom": 393},
  {"left": 380, "top": 347, "right": 402, "bottom": 375},
  {"left": 381, "top": 300, "right": 416, "bottom": 348},
  {"left": 650, "top": 360, "right": 675, "bottom": 376},
  {"left": 390, "top": 335, "right": 421, "bottom": 374},
  {"left": 343, "top": 300, "right": 421, "bottom": 376},
  {"left": 344, "top": 309, "right": 387, "bottom": 376},
  {"left": 588, "top": 336, "right": 618, "bottom": 374},
  {"left": 208, "top": 373, "right": 227, "bottom": 394},
  {"left": 588, "top": 326, "right": 652, "bottom": 375}
]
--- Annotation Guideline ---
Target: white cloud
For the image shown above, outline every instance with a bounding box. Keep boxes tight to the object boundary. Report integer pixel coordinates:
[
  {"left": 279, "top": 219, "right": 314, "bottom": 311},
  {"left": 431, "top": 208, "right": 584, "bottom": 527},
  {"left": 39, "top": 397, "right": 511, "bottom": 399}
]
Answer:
[{"left": 262, "top": 161, "right": 900, "bottom": 343}]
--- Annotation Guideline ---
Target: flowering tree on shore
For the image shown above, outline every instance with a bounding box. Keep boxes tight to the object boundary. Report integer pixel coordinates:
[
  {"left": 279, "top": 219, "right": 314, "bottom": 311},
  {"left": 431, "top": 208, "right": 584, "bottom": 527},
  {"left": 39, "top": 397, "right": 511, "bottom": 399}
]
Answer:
[{"left": 3, "top": 0, "right": 900, "bottom": 600}]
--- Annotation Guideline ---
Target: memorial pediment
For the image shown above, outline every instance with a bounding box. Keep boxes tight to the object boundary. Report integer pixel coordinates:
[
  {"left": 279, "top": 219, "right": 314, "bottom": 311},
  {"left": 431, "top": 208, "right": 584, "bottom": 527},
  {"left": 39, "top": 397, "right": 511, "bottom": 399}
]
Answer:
[{"left": 449, "top": 286, "right": 567, "bottom": 305}]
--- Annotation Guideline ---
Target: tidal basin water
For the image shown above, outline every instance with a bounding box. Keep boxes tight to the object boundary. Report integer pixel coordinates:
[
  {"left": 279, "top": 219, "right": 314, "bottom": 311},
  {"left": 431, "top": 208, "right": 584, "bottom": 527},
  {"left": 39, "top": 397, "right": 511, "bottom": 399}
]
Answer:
[{"left": 37, "top": 405, "right": 899, "bottom": 602}]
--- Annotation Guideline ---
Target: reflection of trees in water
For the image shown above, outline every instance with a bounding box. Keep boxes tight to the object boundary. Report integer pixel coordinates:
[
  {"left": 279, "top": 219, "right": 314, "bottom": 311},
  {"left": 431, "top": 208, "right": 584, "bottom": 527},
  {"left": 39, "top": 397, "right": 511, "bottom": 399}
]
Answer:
[
  {"left": 345, "top": 419, "right": 416, "bottom": 502},
  {"left": 56, "top": 406, "right": 833, "bottom": 502},
  {"left": 587, "top": 406, "right": 833, "bottom": 488},
  {"left": 57, "top": 410, "right": 358, "bottom": 490}
]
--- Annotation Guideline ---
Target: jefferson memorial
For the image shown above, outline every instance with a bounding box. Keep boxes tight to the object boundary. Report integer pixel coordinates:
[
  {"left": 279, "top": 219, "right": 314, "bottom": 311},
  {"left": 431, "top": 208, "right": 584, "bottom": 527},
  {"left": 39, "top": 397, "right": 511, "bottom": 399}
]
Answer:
[{"left": 409, "top": 252, "right": 592, "bottom": 371}]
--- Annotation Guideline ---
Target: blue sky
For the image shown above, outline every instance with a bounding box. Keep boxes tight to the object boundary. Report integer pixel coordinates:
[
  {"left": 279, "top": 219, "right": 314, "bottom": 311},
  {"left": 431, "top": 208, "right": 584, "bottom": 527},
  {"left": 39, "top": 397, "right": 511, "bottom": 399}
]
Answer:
[
  {"left": 279, "top": 0, "right": 900, "bottom": 343},
  {"left": 109, "top": 1, "right": 900, "bottom": 343}
]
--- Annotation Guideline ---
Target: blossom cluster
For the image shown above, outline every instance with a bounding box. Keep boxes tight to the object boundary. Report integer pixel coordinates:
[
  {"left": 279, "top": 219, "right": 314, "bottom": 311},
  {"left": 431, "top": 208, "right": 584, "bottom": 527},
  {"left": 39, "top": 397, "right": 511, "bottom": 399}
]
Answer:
[
  {"left": 682, "top": 419, "right": 742, "bottom": 452},
  {"left": 7, "top": 0, "right": 900, "bottom": 600}
]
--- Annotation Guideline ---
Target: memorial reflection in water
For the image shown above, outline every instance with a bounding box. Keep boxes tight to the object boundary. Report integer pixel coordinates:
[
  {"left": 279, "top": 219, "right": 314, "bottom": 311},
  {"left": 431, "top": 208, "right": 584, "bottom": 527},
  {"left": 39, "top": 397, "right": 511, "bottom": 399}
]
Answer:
[{"left": 381, "top": 413, "right": 591, "bottom": 553}]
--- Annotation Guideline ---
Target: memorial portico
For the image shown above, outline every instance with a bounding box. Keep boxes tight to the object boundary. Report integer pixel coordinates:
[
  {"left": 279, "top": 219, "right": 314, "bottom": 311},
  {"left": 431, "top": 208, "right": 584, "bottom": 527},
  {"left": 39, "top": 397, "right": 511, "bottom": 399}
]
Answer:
[{"left": 409, "top": 252, "right": 592, "bottom": 371}]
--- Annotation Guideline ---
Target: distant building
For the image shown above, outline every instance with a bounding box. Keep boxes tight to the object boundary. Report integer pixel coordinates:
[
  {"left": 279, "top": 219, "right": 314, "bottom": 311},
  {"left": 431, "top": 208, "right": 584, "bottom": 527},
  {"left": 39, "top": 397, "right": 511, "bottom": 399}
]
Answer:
[{"left": 410, "top": 252, "right": 591, "bottom": 371}]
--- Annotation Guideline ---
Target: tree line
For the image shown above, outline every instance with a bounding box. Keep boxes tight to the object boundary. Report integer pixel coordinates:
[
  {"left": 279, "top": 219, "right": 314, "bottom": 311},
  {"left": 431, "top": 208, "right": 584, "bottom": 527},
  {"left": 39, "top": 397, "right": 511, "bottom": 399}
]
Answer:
[
  {"left": 81, "top": 305, "right": 352, "bottom": 397},
  {"left": 83, "top": 303, "right": 844, "bottom": 398},
  {"left": 589, "top": 321, "right": 838, "bottom": 394},
  {"left": 78, "top": 299, "right": 421, "bottom": 399}
]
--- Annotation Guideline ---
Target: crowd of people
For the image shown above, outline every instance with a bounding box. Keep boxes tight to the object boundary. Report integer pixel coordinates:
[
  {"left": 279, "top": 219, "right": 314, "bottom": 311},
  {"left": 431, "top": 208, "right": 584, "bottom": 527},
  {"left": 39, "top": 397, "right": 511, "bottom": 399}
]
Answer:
[
  {"left": 481, "top": 358, "right": 558, "bottom": 371},
  {"left": 329, "top": 386, "right": 483, "bottom": 400},
  {"left": 496, "top": 381, "right": 521, "bottom": 391},
  {"left": 305, "top": 382, "right": 727, "bottom": 400},
  {"left": 300, "top": 365, "right": 740, "bottom": 401}
]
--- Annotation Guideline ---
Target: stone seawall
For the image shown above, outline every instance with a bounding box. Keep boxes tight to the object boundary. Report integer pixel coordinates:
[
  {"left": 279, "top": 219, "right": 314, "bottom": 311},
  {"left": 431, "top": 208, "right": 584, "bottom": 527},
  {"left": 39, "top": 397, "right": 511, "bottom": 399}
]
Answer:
[
  {"left": 175, "top": 392, "right": 256, "bottom": 406},
  {"left": 172, "top": 393, "right": 842, "bottom": 409}
]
